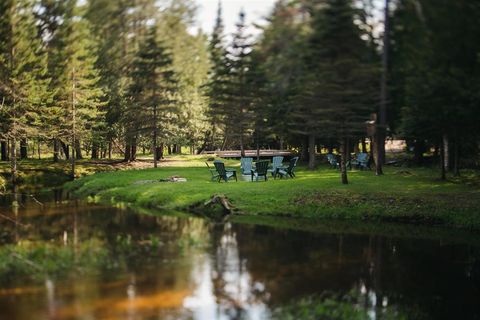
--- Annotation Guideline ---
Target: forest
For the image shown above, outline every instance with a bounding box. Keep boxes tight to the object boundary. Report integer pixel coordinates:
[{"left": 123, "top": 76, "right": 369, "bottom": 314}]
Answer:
[{"left": 0, "top": 0, "right": 479, "bottom": 184}]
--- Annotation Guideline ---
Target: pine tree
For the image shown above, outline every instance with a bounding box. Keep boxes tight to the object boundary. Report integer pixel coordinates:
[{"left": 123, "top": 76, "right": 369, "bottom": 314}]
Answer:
[
  {"left": 224, "top": 10, "right": 255, "bottom": 157},
  {"left": 51, "top": 3, "right": 105, "bottom": 178},
  {"left": 295, "top": 0, "right": 378, "bottom": 183},
  {"left": 0, "top": 0, "right": 50, "bottom": 184},
  {"left": 126, "top": 26, "right": 177, "bottom": 168},
  {"left": 205, "top": 1, "right": 229, "bottom": 150}
]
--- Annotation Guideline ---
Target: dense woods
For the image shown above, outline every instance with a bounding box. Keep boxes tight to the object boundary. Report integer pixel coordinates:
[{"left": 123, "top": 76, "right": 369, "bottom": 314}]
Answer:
[{"left": 0, "top": 0, "right": 479, "bottom": 183}]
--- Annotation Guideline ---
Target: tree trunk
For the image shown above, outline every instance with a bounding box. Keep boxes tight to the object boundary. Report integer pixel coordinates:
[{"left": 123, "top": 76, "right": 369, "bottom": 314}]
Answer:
[
  {"left": 130, "top": 138, "right": 137, "bottom": 161},
  {"left": 53, "top": 139, "right": 59, "bottom": 162},
  {"left": 453, "top": 137, "right": 460, "bottom": 177},
  {"left": 91, "top": 142, "right": 99, "bottom": 159},
  {"left": 240, "top": 133, "right": 245, "bottom": 158},
  {"left": 20, "top": 138, "right": 28, "bottom": 159},
  {"left": 156, "top": 143, "right": 164, "bottom": 161},
  {"left": 75, "top": 140, "right": 83, "bottom": 160},
  {"left": 373, "top": 132, "right": 384, "bottom": 176},
  {"left": 308, "top": 134, "right": 316, "bottom": 170},
  {"left": 413, "top": 140, "right": 425, "bottom": 165},
  {"left": 153, "top": 105, "right": 158, "bottom": 168},
  {"left": 60, "top": 141, "right": 70, "bottom": 160},
  {"left": 301, "top": 136, "right": 308, "bottom": 161},
  {"left": 375, "top": 0, "right": 390, "bottom": 176},
  {"left": 167, "top": 145, "right": 172, "bottom": 155},
  {"left": 443, "top": 135, "right": 449, "bottom": 173},
  {"left": 37, "top": 139, "right": 41, "bottom": 160},
  {"left": 108, "top": 141, "right": 112, "bottom": 159},
  {"left": 340, "top": 138, "right": 349, "bottom": 184},
  {"left": 1, "top": 140, "right": 8, "bottom": 161},
  {"left": 440, "top": 137, "right": 446, "bottom": 180},
  {"left": 124, "top": 142, "right": 131, "bottom": 162},
  {"left": 10, "top": 137, "right": 17, "bottom": 185}
]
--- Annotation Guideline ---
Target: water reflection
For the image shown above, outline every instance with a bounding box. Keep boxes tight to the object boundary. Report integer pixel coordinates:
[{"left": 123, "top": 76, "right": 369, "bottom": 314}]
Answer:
[{"left": 0, "top": 194, "right": 479, "bottom": 319}]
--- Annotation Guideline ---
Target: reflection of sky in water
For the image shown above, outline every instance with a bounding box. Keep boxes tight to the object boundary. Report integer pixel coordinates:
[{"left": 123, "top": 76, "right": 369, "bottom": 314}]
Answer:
[{"left": 184, "top": 223, "right": 270, "bottom": 320}]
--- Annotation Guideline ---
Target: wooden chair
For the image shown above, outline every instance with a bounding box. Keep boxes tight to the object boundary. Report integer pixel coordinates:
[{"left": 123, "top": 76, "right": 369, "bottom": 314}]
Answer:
[
  {"left": 205, "top": 162, "right": 220, "bottom": 181},
  {"left": 240, "top": 157, "right": 253, "bottom": 175},
  {"left": 276, "top": 157, "right": 299, "bottom": 179},
  {"left": 326, "top": 154, "right": 339, "bottom": 169},
  {"left": 251, "top": 160, "right": 270, "bottom": 182},
  {"left": 267, "top": 156, "right": 284, "bottom": 177},
  {"left": 213, "top": 161, "right": 237, "bottom": 182}
]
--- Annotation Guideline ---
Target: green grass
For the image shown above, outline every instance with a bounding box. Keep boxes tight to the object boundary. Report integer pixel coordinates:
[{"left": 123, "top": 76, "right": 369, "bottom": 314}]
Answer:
[{"left": 64, "top": 155, "right": 480, "bottom": 230}]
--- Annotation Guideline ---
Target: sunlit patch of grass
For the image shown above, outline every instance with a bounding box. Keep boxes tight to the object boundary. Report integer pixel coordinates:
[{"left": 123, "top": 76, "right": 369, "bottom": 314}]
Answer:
[{"left": 65, "top": 158, "right": 480, "bottom": 229}]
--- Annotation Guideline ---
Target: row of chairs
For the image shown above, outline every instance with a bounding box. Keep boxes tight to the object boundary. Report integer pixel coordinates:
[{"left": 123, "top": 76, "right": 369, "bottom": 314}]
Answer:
[
  {"left": 207, "top": 156, "right": 299, "bottom": 182},
  {"left": 327, "top": 153, "right": 370, "bottom": 170}
]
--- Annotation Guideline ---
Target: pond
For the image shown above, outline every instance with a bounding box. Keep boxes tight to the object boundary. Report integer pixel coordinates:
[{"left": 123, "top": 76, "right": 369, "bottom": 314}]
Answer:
[{"left": 0, "top": 190, "right": 479, "bottom": 319}]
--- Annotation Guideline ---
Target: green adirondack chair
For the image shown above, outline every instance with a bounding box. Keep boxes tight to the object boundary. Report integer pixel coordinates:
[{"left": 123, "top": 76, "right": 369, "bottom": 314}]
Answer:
[
  {"left": 351, "top": 152, "right": 370, "bottom": 170},
  {"left": 276, "top": 157, "right": 299, "bottom": 179},
  {"left": 267, "top": 156, "right": 284, "bottom": 177},
  {"left": 251, "top": 160, "right": 270, "bottom": 182},
  {"left": 205, "top": 162, "right": 220, "bottom": 181},
  {"left": 214, "top": 161, "right": 237, "bottom": 182},
  {"left": 240, "top": 157, "right": 253, "bottom": 175},
  {"left": 326, "top": 154, "right": 339, "bottom": 169}
]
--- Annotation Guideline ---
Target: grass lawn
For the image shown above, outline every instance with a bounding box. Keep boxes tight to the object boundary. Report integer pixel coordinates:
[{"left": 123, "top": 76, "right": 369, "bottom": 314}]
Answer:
[{"left": 64, "top": 155, "right": 480, "bottom": 230}]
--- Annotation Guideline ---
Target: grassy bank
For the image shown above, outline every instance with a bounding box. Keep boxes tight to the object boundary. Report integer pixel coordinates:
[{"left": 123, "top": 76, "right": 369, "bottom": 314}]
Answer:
[{"left": 65, "top": 155, "right": 480, "bottom": 230}]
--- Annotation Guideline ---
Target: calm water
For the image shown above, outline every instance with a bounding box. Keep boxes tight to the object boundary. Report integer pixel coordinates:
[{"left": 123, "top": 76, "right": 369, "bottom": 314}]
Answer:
[{"left": 0, "top": 190, "right": 479, "bottom": 320}]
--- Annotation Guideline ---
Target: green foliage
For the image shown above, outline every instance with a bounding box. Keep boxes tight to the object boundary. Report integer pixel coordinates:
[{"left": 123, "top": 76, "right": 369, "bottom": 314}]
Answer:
[
  {"left": 0, "top": 0, "right": 49, "bottom": 143},
  {"left": 0, "top": 240, "right": 109, "bottom": 281},
  {"left": 273, "top": 293, "right": 407, "bottom": 320}
]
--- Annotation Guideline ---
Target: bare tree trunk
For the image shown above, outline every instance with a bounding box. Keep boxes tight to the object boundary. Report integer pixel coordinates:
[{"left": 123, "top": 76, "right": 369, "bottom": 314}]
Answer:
[
  {"left": 453, "top": 137, "right": 460, "bottom": 177},
  {"left": 20, "top": 138, "right": 27, "bottom": 159},
  {"left": 0, "top": 140, "right": 7, "bottom": 161},
  {"left": 443, "top": 135, "right": 449, "bottom": 173},
  {"left": 153, "top": 105, "right": 158, "bottom": 168},
  {"left": 60, "top": 141, "right": 70, "bottom": 160},
  {"left": 375, "top": 0, "right": 391, "bottom": 176},
  {"left": 53, "top": 139, "right": 59, "bottom": 162},
  {"left": 91, "top": 142, "right": 99, "bottom": 159},
  {"left": 308, "top": 134, "right": 316, "bottom": 170},
  {"left": 440, "top": 137, "right": 446, "bottom": 180},
  {"left": 240, "top": 134, "right": 245, "bottom": 158},
  {"left": 124, "top": 142, "right": 131, "bottom": 162},
  {"left": 37, "top": 139, "right": 41, "bottom": 160},
  {"left": 71, "top": 68, "right": 76, "bottom": 180},
  {"left": 108, "top": 140, "right": 112, "bottom": 159},
  {"left": 75, "top": 140, "right": 82, "bottom": 160},
  {"left": 340, "top": 138, "right": 349, "bottom": 185},
  {"left": 130, "top": 137, "right": 137, "bottom": 161},
  {"left": 10, "top": 137, "right": 17, "bottom": 185}
]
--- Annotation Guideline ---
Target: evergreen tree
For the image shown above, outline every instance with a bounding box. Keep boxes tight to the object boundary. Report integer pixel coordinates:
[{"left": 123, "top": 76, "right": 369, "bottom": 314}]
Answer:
[
  {"left": 52, "top": 3, "right": 105, "bottom": 178},
  {"left": 224, "top": 10, "right": 255, "bottom": 157},
  {"left": 295, "top": 0, "right": 378, "bottom": 183},
  {"left": 205, "top": 1, "right": 229, "bottom": 150},
  {"left": 0, "top": 0, "right": 49, "bottom": 183},
  {"left": 126, "top": 26, "right": 177, "bottom": 168}
]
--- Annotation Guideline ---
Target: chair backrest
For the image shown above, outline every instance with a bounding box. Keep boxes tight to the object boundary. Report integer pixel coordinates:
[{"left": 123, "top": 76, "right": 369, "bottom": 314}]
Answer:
[
  {"left": 272, "top": 156, "right": 284, "bottom": 169},
  {"left": 357, "top": 153, "right": 368, "bottom": 162},
  {"left": 241, "top": 157, "right": 253, "bottom": 171},
  {"left": 327, "top": 154, "right": 336, "bottom": 164},
  {"left": 255, "top": 160, "right": 270, "bottom": 175},
  {"left": 288, "top": 157, "right": 299, "bottom": 172},
  {"left": 213, "top": 161, "right": 226, "bottom": 176}
]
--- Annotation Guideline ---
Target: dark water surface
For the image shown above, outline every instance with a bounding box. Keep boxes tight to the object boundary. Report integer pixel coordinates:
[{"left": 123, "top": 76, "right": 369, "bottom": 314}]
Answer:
[{"left": 0, "top": 190, "right": 479, "bottom": 320}]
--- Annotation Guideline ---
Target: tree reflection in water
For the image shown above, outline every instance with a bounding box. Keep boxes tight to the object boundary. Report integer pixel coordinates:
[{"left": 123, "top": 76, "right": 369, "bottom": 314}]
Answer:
[{"left": 0, "top": 193, "right": 478, "bottom": 319}]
